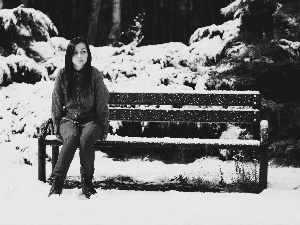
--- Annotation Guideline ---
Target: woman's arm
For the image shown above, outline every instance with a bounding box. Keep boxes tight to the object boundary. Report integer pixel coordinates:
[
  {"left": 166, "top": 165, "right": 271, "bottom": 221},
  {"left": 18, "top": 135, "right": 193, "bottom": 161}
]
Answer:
[
  {"left": 94, "top": 70, "right": 110, "bottom": 136},
  {"left": 51, "top": 69, "right": 65, "bottom": 136}
]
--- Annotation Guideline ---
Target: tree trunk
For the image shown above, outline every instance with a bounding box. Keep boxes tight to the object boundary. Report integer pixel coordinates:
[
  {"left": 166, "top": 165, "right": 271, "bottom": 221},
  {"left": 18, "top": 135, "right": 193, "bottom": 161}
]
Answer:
[
  {"left": 79, "top": 0, "right": 90, "bottom": 38},
  {"left": 208, "top": 0, "right": 216, "bottom": 24},
  {"left": 107, "top": 0, "right": 122, "bottom": 46},
  {"left": 87, "top": 0, "right": 102, "bottom": 46}
]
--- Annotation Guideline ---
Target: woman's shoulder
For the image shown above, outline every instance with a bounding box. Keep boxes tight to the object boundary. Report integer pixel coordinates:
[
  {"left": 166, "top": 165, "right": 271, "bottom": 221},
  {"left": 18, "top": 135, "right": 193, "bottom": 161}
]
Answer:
[
  {"left": 91, "top": 66, "right": 104, "bottom": 79},
  {"left": 53, "top": 67, "right": 65, "bottom": 81}
]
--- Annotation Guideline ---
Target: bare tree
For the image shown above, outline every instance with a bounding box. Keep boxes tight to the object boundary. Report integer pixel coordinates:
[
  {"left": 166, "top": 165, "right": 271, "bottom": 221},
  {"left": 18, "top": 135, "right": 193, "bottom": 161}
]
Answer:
[
  {"left": 108, "top": 0, "right": 122, "bottom": 46},
  {"left": 87, "top": 0, "right": 102, "bottom": 46}
]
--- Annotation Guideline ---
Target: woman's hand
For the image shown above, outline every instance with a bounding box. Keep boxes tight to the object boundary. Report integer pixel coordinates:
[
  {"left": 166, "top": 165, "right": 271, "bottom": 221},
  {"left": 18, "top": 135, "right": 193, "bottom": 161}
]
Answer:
[
  {"left": 100, "top": 133, "right": 107, "bottom": 141},
  {"left": 56, "top": 134, "right": 63, "bottom": 142}
]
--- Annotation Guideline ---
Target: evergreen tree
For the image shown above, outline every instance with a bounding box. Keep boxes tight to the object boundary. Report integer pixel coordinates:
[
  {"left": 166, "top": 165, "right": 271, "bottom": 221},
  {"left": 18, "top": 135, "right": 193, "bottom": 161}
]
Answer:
[{"left": 221, "top": 0, "right": 277, "bottom": 39}]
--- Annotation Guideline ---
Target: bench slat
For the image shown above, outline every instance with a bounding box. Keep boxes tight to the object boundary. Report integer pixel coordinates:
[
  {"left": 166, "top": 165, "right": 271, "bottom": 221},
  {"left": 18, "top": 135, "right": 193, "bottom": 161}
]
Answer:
[
  {"left": 99, "top": 137, "right": 260, "bottom": 151},
  {"left": 109, "top": 91, "right": 260, "bottom": 106},
  {"left": 45, "top": 135, "right": 260, "bottom": 151},
  {"left": 109, "top": 108, "right": 260, "bottom": 123}
]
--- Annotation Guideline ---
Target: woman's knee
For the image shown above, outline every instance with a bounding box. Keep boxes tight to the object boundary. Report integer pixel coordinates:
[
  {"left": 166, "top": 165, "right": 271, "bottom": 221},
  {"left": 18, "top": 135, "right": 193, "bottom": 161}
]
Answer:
[
  {"left": 60, "top": 121, "right": 80, "bottom": 142},
  {"left": 81, "top": 122, "right": 102, "bottom": 145},
  {"left": 80, "top": 135, "right": 97, "bottom": 150},
  {"left": 79, "top": 134, "right": 99, "bottom": 154},
  {"left": 64, "top": 132, "right": 80, "bottom": 143}
]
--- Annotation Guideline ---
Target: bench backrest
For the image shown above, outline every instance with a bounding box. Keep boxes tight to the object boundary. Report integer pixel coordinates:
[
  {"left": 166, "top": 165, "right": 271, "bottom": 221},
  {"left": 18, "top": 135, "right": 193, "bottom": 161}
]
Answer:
[{"left": 108, "top": 91, "right": 261, "bottom": 123}]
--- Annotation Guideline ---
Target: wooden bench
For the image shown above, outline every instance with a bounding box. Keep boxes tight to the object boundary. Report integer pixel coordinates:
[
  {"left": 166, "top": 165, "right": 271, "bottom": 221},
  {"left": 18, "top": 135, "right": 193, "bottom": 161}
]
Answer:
[{"left": 38, "top": 90, "right": 269, "bottom": 190}]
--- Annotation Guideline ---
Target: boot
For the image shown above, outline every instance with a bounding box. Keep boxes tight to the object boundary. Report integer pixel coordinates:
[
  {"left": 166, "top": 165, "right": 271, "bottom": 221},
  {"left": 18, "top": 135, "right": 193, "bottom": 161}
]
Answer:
[
  {"left": 48, "top": 175, "right": 65, "bottom": 197},
  {"left": 81, "top": 175, "right": 97, "bottom": 199}
]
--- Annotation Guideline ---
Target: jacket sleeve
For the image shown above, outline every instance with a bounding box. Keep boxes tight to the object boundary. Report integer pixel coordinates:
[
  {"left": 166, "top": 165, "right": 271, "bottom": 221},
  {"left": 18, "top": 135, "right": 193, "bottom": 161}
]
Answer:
[
  {"left": 51, "top": 69, "right": 65, "bottom": 135},
  {"left": 94, "top": 71, "right": 110, "bottom": 134}
]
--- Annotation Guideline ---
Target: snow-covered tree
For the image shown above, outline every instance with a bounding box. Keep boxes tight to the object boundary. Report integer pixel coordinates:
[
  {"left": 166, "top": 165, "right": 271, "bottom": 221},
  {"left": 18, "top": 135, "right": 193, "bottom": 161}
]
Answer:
[
  {"left": 0, "top": 5, "right": 58, "bottom": 53},
  {"left": 221, "top": 0, "right": 277, "bottom": 39}
]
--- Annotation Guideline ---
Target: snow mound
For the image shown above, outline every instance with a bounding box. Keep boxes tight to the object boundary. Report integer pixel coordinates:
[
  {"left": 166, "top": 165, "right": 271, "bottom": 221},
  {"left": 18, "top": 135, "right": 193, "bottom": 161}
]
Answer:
[
  {"left": 0, "top": 81, "right": 53, "bottom": 142},
  {"left": 188, "top": 19, "right": 241, "bottom": 64}
]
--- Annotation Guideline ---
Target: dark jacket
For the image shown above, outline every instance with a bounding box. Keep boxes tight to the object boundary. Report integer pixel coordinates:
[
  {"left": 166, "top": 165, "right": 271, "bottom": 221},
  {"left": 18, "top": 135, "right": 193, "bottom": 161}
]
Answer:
[{"left": 51, "top": 66, "right": 110, "bottom": 135}]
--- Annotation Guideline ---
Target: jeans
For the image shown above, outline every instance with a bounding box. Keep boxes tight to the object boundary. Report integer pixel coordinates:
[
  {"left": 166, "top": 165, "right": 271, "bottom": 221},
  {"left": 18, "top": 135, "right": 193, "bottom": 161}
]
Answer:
[{"left": 52, "top": 120, "right": 102, "bottom": 178}]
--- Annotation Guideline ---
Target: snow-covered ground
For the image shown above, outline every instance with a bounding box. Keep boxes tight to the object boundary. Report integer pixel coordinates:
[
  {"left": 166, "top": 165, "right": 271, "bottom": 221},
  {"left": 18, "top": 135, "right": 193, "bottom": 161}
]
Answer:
[{"left": 0, "top": 134, "right": 300, "bottom": 225}]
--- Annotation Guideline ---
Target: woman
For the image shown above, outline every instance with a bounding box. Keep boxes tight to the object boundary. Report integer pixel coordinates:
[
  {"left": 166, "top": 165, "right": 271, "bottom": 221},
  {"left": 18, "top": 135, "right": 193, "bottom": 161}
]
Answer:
[{"left": 49, "top": 37, "right": 110, "bottom": 198}]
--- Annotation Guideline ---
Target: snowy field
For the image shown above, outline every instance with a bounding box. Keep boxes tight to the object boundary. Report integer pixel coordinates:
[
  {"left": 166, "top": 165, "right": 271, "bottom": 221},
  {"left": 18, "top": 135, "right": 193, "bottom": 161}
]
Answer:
[{"left": 0, "top": 135, "right": 300, "bottom": 225}]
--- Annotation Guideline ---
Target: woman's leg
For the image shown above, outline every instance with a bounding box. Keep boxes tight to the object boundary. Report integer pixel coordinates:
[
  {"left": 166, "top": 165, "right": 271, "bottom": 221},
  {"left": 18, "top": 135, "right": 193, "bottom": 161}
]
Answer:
[
  {"left": 49, "top": 121, "right": 81, "bottom": 196},
  {"left": 79, "top": 121, "right": 102, "bottom": 177},
  {"left": 79, "top": 121, "right": 101, "bottom": 198},
  {"left": 52, "top": 121, "right": 81, "bottom": 177}
]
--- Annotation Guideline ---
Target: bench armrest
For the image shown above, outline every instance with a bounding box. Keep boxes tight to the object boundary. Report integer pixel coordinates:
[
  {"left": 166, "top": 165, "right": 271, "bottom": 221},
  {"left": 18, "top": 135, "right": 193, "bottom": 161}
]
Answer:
[{"left": 38, "top": 118, "right": 54, "bottom": 138}]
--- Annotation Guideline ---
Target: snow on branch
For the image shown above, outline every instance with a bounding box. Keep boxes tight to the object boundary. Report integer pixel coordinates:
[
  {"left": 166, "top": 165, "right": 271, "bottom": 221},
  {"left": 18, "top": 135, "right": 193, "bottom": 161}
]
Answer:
[
  {"left": 221, "top": 0, "right": 248, "bottom": 19},
  {"left": 0, "top": 5, "right": 58, "bottom": 45}
]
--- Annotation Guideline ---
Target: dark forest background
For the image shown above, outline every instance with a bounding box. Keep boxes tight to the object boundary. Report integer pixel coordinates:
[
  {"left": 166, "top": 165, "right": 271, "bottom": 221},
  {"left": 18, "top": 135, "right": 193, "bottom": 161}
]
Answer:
[{"left": 2, "top": 0, "right": 231, "bottom": 46}]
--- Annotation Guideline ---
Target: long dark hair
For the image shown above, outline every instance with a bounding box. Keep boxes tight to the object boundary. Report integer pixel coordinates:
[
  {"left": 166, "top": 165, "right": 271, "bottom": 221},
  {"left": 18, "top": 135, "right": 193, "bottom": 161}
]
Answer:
[{"left": 64, "top": 37, "right": 92, "bottom": 100}]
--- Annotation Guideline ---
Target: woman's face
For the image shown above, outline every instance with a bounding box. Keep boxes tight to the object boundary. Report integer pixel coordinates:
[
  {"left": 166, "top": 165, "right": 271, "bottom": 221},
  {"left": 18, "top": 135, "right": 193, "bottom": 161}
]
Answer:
[{"left": 72, "top": 42, "right": 88, "bottom": 71}]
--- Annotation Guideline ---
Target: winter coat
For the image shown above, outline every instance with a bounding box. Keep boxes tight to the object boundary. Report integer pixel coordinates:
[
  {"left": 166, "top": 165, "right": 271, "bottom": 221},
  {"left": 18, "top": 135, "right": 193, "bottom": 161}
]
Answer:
[{"left": 51, "top": 66, "right": 110, "bottom": 136}]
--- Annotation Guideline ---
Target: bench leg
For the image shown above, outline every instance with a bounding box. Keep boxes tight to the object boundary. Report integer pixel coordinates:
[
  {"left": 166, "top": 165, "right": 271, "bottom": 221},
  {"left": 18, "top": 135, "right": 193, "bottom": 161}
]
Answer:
[
  {"left": 52, "top": 145, "right": 59, "bottom": 172},
  {"left": 259, "top": 146, "right": 268, "bottom": 190},
  {"left": 38, "top": 137, "right": 46, "bottom": 182}
]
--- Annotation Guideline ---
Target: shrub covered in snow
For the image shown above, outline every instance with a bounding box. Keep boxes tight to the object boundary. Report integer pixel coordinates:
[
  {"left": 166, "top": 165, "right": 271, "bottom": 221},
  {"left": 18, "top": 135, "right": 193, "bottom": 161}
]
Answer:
[
  {"left": 220, "top": 0, "right": 277, "bottom": 39},
  {"left": 26, "top": 41, "right": 56, "bottom": 62},
  {"left": 0, "top": 81, "right": 52, "bottom": 143},
  {"left": 0, "top": 56, "right": 11, "bottom": 85},
  {"left": 269, "top": 139, "right": 300, "bottom": 167},
  {"left": 0, "top": 5, "right": 58, "bottom": 53},
  {"left": 274, "top": 1, "right": 300, "bottom": 41},
  {"left": 5, "top": 54, "right": 48, "bottom": 84},
  {"left": 189, "top": 19, "right": 241, "bottom": 66},
  {"left": 90, "top": 42, "right": 208, "bottom": 92}
]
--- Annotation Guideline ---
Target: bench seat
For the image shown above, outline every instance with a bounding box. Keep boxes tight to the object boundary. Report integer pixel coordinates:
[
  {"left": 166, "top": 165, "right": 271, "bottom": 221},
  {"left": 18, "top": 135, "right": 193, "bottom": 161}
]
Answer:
[{"left": 45, "top": 135, "right": 260, "bottom": 151}]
